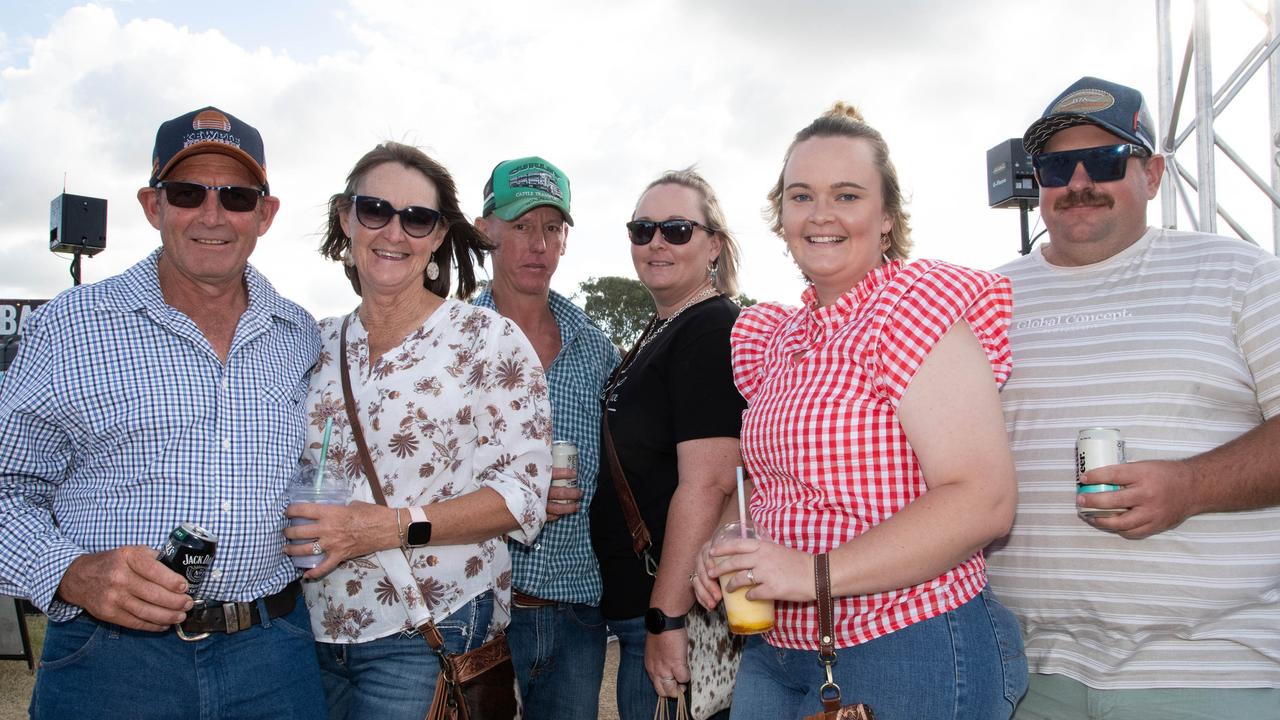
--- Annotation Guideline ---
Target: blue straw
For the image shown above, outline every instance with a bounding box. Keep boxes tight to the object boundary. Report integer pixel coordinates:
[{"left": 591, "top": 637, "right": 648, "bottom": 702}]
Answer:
[{"left": 314, "top": 416, "right": 333, "bottom": 490}]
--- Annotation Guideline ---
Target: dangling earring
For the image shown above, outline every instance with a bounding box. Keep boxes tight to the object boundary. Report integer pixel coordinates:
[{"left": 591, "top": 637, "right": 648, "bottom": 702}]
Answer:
[
  {"left": 426, "top": 259, "right": 440, "bottom": 281},
  {"left": 880, "top": 234, "right": 891, "bottom": 264},
  {"left": 707, "top": 260, "right": 719, "bottom": 286},
  {"left": 341, "top": 247, "right": 354, "bottom": 267}
]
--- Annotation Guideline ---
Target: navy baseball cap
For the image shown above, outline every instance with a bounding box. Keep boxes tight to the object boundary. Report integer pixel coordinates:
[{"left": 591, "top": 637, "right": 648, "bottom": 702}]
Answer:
[
  {"left": 149, "top": 106, "right": 269, "bottom": 192},
  {"left": 1023, "top": 77, "right": 1156, "bottom": 156}
]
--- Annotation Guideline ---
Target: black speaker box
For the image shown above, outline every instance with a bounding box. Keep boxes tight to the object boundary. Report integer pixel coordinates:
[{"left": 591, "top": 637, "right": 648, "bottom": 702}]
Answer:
[
  {"left": 50, "top": 193, "right": 107, "bottom": 256},
  {"left": 987, "top": 139, "right": 1039, "bottom": 209}
]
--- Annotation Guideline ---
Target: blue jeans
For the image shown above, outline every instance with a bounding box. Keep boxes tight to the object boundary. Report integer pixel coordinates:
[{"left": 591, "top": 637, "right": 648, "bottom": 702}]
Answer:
[
  {"left": 316, "top": 590, "right": 495, "bottom": 720},
  {"left": 507, "top": 601, "right": 607, "bottom": 720},
  {"left": 731, "top": 587, "right": 1028, "bottom": 720},
  {"left": 31, "top": 594, "right": 326, "bottom": 720}
]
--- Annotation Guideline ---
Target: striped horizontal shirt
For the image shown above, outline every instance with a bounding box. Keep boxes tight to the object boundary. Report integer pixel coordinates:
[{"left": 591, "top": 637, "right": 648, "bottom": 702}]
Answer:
[
  {"left": 733, "top": 259, "right": 1012, "bottom": 650},
  {"left": 0, "top": 249, "right": 321, "bottom": 621},
  {"left": 986, "top": 227, "right": 1280, "bottom": 688},
  {"left": 474, "top": 289, "right": 620, "bottom": 605}
]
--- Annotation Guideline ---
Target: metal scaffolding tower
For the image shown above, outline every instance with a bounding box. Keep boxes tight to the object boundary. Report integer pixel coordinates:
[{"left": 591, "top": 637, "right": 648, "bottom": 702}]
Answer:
[{"left": 1156, "top": 0, "right": 1280, "bottom": 252}]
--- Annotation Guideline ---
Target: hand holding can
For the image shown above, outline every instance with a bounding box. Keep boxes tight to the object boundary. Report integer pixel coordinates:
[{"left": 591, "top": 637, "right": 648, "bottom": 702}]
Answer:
[
  {"left": 1076, "top": 427, "right": 1128, "bottom": 518},
  {"left": 549, "top": 441, "right": 578, "bottom": 505}
]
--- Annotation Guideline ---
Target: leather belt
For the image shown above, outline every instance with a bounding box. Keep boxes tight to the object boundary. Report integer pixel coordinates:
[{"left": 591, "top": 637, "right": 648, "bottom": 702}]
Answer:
[
  {"left": 512, "top": 590, "right": 557, "bottom": 608},
  {"left": 175, "top": 580, "right": 300, "bottom": 641}
]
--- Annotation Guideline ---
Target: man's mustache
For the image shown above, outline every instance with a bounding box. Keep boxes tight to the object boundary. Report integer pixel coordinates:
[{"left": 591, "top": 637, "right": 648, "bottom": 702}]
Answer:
[{"left": 1055, "top": 189, "right": 1115, "bottom": 211}]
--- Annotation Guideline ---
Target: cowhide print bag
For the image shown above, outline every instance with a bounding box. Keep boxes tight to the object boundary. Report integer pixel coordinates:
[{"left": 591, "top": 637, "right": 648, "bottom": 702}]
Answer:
[{"left": 686, "top": 602, "right": 744, "bottom": 719}]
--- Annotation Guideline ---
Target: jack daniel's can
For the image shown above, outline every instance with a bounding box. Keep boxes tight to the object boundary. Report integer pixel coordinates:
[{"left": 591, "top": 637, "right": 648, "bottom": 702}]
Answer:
[
  {"left": 1076, "top": 428, "right": 1125, "bottom": 518},
  {"left": 157, "top": 522, "right": 217, "bottom": 595}
]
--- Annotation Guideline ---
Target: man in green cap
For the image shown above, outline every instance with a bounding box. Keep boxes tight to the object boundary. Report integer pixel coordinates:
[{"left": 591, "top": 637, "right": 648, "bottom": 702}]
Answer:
[{"left": 473, "top": 157, "right": 619, "bottom": 719}]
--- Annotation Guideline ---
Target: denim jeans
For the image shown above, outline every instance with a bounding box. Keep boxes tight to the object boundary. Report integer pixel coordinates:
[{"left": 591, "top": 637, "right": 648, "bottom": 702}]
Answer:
[
  {"left": 507, "top": 601, "right": 607, "bottom": 720},
  {"left": 608, "top": 615, "right": 731, "bottom": 720},
  {"left": 31, "top": 594, "right": 326, "bottom": 720},
  {"left": 316, "top": 590, "right": 495, "bottom": 720},
  {"left": 730, "top": 587, "right": 1028, "bottom": 720}
]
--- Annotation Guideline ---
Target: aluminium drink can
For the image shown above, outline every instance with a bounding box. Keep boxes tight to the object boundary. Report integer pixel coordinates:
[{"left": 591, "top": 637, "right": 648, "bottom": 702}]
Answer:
[
  {"left": 550, "top": 441, "right": 578, "bottom": 504},
  {"left": 157, "top": 522, "right": 217, "bottom": 596},
  {"left": 1076, "top": 428, "right": 1125, "bottom": 518}
]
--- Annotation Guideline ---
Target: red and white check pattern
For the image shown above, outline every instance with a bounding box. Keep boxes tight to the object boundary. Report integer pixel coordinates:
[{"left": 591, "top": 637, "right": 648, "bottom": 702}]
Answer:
[{"left": 732, "top": 259, "right": 1012, "bottom": 650}]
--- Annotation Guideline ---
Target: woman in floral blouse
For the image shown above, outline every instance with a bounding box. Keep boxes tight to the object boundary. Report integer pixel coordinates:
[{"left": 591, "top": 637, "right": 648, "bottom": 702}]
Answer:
[
  {"left": 285, "top": 142, "right": 551, "bottom": 718},
  {"left": 692, "top": 105, "right": 1028, "bottom": 719}
]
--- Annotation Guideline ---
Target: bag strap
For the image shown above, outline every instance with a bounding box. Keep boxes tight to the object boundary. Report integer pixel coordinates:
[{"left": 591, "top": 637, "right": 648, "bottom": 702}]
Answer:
[
  {"left": 600, "top": 315, "right": 662, "bottom": 576},
  {"left": 814, "top": 553, "right": 843, "bottom": 712},
  {"left": 340, "top": 314, "right": 448, "bottom": 653}
]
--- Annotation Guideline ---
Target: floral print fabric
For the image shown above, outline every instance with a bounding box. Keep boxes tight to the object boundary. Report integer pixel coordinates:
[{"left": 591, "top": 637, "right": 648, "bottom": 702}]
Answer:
[{"left": 301, "top": 299, "right": 552, "bottom": 643}]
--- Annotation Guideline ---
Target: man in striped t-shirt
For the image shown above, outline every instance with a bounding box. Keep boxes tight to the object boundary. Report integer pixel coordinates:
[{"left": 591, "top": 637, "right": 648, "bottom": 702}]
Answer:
[{"left": 986, "top": 77, "right": 1280, "bottom": 719}]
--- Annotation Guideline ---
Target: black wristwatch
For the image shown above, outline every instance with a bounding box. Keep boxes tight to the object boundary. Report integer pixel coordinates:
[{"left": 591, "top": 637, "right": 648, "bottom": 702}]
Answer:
[
  {"left": 645, "top": 607, "right": 687, "bottom": 635},
  {"left": 405, "top": 506, "right": 432, "bottom": 548}
]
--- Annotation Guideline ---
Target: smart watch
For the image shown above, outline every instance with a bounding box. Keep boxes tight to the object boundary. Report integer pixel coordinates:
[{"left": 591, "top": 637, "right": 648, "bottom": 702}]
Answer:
[
  {"left": 405, "top": 506, "right": 432, "bottom": 548},
  {"left": 645, "top": 607, "right": 687, "bottom": 635}
]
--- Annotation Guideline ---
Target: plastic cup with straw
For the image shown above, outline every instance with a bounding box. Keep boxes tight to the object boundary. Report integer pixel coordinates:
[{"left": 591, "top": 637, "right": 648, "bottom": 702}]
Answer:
[
  {"left": 288, "top": 416, "right": 346, "bottom": 569},
  {"left": 716, "top": 465, "right": 774, "bottom": 634}
]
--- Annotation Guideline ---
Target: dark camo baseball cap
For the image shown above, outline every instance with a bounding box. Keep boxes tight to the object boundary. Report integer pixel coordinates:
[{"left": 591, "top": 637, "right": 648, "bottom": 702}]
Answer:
[
  {"left": 1023, "top": 77, "right": 1156, "bottom": 156},
  {"left": 482, "top": 157, "right": 573, "bottom": 226}
]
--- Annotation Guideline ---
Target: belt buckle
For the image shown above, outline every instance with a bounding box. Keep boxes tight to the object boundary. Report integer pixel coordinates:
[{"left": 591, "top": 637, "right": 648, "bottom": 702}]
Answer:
[{"left": 175, "top": 624, "right": 210, "bottom": 642}]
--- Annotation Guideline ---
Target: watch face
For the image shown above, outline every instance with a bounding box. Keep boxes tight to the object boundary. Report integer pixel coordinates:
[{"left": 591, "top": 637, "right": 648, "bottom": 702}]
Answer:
[
  {"left": 645, "top": 608, "right": 667, "bottom": 634},
  {"left": 406, "top": 521, "right": 432, "bottom": 547}
]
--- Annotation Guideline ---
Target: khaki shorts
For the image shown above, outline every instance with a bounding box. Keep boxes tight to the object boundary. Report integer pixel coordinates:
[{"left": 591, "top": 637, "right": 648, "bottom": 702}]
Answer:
[{"left": 1014, "top": 673, "right": 1280, "bottom": 720}]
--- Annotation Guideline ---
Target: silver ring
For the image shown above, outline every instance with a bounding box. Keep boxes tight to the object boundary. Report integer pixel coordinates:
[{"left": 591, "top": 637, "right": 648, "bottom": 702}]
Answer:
[
  {"left": 311, "top": 541, "right": 323, "bottom": 556},
  {"left": 661, "top": 676, "right": 675, "bottom": 683},
  {"left": 746, "top": 568, "right": 756, "bottom": 585}
]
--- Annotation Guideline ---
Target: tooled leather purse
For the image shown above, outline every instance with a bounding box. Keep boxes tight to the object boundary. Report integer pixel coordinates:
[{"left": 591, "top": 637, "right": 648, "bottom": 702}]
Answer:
[
  {"left": 340, "top": 315, "right": 519, "bottom": 720},
  {"left": 801, "top": 553, "right": 875, "bottom": 720}
]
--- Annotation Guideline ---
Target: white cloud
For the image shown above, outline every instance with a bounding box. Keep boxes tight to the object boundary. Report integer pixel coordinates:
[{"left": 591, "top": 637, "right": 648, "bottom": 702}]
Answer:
[{"left": 0, "top": 1, "right": 1273, "bottom": 319}]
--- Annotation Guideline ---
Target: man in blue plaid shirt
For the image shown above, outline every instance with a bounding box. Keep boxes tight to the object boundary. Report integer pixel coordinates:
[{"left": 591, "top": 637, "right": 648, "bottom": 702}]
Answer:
[
  {"left": 0, "top": 107, "right": 325, "bottom": 719},
  {"left": 474, "top": 156, "right": 620, "bottom": 719}
]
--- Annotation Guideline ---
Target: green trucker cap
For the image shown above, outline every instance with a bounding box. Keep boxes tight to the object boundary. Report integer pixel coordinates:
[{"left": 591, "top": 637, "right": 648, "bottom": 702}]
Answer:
[{"left": 482, "top": 156, "right": 573, "bottom": 226}]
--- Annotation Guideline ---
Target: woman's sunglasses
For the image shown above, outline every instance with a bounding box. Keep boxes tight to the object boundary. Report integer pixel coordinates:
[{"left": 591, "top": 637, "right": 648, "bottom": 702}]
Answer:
[
  {"left": 626, "top": 219, "right": 713, "bottom": 246},
  {"left": 156, "top": 181, "right": 265, "bottom": 212},
  {"left": 351, "top": 195, "right": 443, "bottom": 238},
  {"left": 1031, "top": 144, "right": 1149, "bottom": 188}
]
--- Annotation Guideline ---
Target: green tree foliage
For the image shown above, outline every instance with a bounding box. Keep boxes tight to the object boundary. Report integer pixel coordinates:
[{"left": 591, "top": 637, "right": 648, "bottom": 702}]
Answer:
[
  {"left": 576, "top": 276, "right": 655, "bottom": 348},
  {"left": 735, "top": 293, "right": 757, "bottom": 308}
]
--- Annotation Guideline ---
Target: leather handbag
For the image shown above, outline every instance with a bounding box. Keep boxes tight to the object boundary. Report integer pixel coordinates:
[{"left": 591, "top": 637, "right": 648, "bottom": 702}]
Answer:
[
  {"left": 800, "top": 553, "right": 875, "bottom": 720},
  {"left": 600, "top": 399, "right": 741, "bottom": 720},
  {"left": 340, "top": 315, "right": 519, "bottom": 720}
]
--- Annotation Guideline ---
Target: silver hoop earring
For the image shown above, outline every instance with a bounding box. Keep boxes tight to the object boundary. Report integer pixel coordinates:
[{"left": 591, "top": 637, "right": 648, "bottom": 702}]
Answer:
[{"left": 426, "top": 259, "right": 440, "bottom": 281}]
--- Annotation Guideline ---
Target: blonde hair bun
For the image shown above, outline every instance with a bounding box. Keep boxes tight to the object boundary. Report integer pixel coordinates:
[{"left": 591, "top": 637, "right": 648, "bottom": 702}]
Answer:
[{"left": 825, "top": 101, "right": 865, "bottom": 124}]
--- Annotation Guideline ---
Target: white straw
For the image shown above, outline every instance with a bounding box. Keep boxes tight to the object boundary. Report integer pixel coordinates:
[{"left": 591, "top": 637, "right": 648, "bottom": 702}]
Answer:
[{"left": 736, "top": 466, "right": 748, "bottom": 538}]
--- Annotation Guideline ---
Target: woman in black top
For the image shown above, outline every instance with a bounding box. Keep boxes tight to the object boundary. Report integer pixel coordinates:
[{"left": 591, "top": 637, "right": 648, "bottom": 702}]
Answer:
[{"left": 591, "top": 168, "right": 747, "bottom": 720}]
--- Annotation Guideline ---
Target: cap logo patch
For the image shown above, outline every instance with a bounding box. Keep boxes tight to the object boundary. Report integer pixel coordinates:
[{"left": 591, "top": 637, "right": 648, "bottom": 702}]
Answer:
[
  {"left": 192, "top": 110, "right": 232, "bottom": 132},
  {"left": 507, "top": 165, "right": 564, "bottom": 200},
  {"left": 1051, "top": 89, "right": 1115, "bottom": 116}
]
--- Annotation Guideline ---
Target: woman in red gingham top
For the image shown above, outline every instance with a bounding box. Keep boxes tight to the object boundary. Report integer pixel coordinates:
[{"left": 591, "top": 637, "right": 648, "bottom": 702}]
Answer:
[{"left": 693, "top": 104, "right": 1027, "bottom": 719}]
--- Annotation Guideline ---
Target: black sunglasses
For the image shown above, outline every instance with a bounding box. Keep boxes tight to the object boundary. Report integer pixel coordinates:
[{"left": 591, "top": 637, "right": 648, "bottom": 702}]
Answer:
[
  {"left": 351, "top": 195, "right": 442, "bottom": 238},
  {"left": 155, "top": 181, "right": 265, "bottom": 212},
  {"left": 1032, "top": 144, "right": 1150, "bottom": 188},
  {"left": 626, "top": 219, "right": 713, "bottom": 246}
]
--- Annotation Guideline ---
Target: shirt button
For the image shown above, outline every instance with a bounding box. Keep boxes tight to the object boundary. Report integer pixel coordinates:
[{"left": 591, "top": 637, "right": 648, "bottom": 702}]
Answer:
[
  {"left": 211, "top": 568, "right": 223, "bottom": 579},
  {"left": 534, "top": 543, "right": 541, "bottom": 550},
  {"left": 222, "top": 439, "right": 231, "bottom": 451},
  {"left": 221, "top": 500, "right": 232, "bottom": 512},
  {"left": 221, "top": 378, "right": 229, "bottom": 391}
]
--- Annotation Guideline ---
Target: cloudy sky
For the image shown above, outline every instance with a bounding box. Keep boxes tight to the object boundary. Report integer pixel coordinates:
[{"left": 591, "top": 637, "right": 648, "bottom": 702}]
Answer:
[{"left": 1, "top": 1, "right": 1274, "bottom": 319}]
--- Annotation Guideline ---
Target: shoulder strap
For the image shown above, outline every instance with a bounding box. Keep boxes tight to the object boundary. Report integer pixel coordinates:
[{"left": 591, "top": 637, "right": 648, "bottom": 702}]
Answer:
[{"left": 340, "top": 314, "right": 445, "bottom": 651}]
